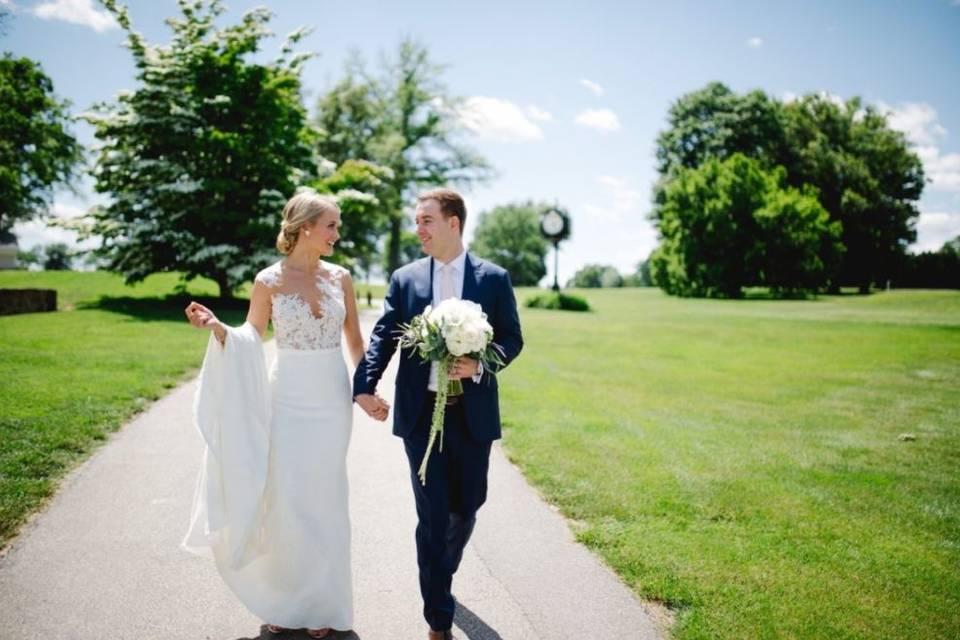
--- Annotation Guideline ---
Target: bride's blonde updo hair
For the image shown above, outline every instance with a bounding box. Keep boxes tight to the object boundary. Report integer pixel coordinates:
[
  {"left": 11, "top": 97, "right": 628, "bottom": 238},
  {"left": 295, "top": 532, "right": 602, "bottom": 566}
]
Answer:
[{"left": 276, "top": 188, "right": 340, "bottom": 255}]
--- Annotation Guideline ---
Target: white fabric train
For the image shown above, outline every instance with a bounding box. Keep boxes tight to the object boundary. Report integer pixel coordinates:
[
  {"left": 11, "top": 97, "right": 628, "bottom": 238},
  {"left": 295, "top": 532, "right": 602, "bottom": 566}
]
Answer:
[{"left": 181, "top": 321, "right": 353, "bottom": 630}]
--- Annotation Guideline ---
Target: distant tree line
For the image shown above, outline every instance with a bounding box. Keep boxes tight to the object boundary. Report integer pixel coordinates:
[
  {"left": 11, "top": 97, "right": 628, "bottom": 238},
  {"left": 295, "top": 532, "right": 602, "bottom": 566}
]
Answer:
[
  {"left": 892, "top": 237, "right": 960, "bottom": 289},
  {"left": 3, "top": 7, "right": 954, "bottom": 296},
  {"left": 16, "top": 242, "right": 76, "bottom": 271}
]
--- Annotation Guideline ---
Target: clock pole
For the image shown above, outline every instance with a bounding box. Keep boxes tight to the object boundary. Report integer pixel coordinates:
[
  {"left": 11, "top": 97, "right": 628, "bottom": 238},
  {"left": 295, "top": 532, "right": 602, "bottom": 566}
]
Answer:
[
  {"left": 540, "top": 205, "right": 570, "bottom": 292},
  {"left": 552, "top": 239, "right": 560, "bottom": 291}
]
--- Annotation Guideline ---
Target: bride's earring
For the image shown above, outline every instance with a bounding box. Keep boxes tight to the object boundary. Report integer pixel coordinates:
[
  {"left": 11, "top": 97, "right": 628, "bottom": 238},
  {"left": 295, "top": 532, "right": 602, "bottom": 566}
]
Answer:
[{"left": 305, "top": 230, "right": 311, "bottom": 237}]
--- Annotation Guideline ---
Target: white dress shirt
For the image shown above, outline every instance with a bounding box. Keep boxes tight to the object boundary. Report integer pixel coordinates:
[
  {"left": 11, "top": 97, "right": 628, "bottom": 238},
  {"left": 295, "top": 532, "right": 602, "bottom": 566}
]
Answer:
[{"left": 428, "top": 249, "right": 484, "bottom": 391}]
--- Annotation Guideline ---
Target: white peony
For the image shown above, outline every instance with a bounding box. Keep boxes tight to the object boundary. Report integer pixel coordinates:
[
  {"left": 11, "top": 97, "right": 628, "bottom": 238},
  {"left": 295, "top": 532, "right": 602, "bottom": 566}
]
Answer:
[{"left": 429, "top": 299, "right": 493, "bottom": 356}]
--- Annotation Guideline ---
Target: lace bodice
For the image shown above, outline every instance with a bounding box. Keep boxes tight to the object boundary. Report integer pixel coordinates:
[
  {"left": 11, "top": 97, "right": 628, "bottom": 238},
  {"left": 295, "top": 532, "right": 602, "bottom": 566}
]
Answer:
[{"left": 255, "top": 260, "right": 348, "bottom": 350}]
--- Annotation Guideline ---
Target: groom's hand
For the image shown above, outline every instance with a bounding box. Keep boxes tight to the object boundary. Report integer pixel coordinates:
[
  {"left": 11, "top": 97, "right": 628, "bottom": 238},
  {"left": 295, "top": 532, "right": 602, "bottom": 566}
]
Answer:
[
  {"left": 448, "top": 357, "right": 480, "bottom": 379},
  {"left": 355, "top": 393, "right": 389, "bottom": 421}
]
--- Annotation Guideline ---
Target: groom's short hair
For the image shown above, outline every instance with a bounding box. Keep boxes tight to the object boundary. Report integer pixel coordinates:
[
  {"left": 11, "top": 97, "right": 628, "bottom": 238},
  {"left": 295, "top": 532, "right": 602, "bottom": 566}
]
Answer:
[{"left": 417, "top": 188, "right": 466, "bottom": 235}]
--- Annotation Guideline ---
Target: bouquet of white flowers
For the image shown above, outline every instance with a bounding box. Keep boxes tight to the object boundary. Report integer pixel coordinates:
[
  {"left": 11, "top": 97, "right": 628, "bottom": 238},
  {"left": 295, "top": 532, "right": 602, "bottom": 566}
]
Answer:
[{"left": 398, "top": 298, "right": 505, "bottom": 485}]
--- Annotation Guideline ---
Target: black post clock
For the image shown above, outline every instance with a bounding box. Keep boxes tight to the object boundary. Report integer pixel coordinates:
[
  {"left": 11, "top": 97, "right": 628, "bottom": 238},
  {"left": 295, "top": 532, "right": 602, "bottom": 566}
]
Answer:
[{"left": 539, "top": 206, "right": 571, "bottom": 292}]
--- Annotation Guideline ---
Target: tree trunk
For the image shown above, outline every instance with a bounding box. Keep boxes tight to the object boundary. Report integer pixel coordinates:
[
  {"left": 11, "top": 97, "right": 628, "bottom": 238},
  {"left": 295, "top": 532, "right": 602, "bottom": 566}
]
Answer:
[
  {"left": 387, "top": 215, "right": 401, "bottom": 278},
  {"left": 216, "top": 273, "right": 233, "bottom": 300}
]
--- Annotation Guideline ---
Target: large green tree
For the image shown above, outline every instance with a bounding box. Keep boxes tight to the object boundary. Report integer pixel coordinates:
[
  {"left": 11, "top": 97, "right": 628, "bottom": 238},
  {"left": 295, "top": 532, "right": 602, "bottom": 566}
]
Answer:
[
  {"left": 81, "top": 0, "right": 384, "bottom": 298},
  {"left": 780, "top": 95, "right": 924, "bottom": 292},
  {"left": 0, "top": 54, "right": 81, "bottom": 234},
  {"left": 82, "top": 0, "right": 317, "bottom": 298},
  {"left": 650, "top": 154, "right": 842, "bottom": 298},
  {"left": 469, "top": 201, "right": 549, "bottom": 286},
  {"left": 314, "top": 39, "right": 490, "bottom": 276},
  {"left": 655, "top": 81, "right": 787, "bottom": 177},
  {"left": 654, "top": 83, "right": 924, "bottom": 293}
]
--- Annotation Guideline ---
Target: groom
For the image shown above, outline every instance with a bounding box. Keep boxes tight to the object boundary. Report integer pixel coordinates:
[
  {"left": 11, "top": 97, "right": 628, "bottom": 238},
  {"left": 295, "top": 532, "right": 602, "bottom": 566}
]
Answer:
[{"left": 353, "top": 188, "right": 523, "bottom": 640}]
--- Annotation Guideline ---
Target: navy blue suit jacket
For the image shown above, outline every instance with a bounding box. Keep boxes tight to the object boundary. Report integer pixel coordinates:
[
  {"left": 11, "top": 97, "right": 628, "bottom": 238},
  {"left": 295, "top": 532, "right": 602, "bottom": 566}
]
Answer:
[{"left": 352, "top": 252, "right": 523, "bottom": 442}]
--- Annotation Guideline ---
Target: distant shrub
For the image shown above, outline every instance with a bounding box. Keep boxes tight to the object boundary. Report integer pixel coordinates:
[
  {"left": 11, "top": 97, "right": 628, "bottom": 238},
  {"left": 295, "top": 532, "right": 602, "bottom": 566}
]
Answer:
[
  {"left": 524, "top": 291, "right": 591, "bottom": 312},
  {"left": 566, "top": 263, "right": 623, "bottom": 288}
]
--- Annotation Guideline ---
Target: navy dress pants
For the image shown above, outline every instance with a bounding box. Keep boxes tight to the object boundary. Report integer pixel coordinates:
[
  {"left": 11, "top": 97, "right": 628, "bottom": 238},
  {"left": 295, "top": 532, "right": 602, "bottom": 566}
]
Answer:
[{"left": 403, "top": 396, "right": 492, "bottom": 632}]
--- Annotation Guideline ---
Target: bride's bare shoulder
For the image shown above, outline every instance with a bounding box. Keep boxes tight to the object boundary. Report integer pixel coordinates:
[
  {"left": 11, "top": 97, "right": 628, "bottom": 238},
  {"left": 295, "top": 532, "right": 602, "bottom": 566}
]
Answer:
[
  {"left": 320, "top": 260, "right": 351, "bottom": 282},
  {"left": 255, "top": 261, "right": 283, "bottom": 288}
]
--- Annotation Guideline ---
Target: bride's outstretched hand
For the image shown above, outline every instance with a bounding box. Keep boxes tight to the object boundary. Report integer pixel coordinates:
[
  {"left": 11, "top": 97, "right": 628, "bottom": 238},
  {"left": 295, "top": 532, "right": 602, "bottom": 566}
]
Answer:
[
  {"left": 185, "top": 301, "right": 216, "bottom": 328},
  {"left": 185, "top": 301, "right": 226, "bottom": 343}
]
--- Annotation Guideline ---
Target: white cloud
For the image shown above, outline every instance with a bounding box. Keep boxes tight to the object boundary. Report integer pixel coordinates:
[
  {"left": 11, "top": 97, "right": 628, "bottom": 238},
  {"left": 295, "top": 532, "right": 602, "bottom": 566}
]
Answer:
[
  {"left": 526, "top": 104, "right": 553, "bottom": 122},
  {"left": 11, "top": 201, "right": 99, "bottom": 254},
  {"left": 819, "top": 90, "right": 846, "bottom": 107},
  {"left": 916, "top": 146, "right": 960, "bottom": 192},
  {"left": 597, "top": 176, "right": 626, "bottom": 188},
  {"left": 458, "top": 96, "right": 544, "bottom": 142},
  {"left": 747, "top": 36, "right": 764, "bottom": 48},
  {"left": 914, "top": 211, "right": 960, "bottom": 252},
  {"left": 32, "top": 0, "right": 117, "bottom": 33},
  {"left": 878, "top": 101, "right": 960, "bottom": 192},
  {"left": 584, "top": 175, "right": 645, "bottom": 222},
  {"left": 49, "top": 201, "right": 86, "bottom": 219},
  {"left": 578, "top": 78, "right": 604, "bottom": 96},
  {"left": 574, "top": 108, "right": 622, "bottom": 133},
  {"left": 878, "top": 101, "right": 947, "bottom": 146}
]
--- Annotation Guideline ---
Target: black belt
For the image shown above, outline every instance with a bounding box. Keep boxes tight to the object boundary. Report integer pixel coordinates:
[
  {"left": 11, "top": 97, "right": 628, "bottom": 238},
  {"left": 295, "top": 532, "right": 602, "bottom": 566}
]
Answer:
[{"left": 426, "top": 391, "right": 462, "bottom": 406}]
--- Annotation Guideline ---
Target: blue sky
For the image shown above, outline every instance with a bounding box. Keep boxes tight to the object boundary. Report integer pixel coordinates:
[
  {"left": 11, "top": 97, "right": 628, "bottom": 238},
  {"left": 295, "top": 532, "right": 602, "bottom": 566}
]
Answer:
[{"left": 4, "top": 0, "right": 960, "bottom": 283}]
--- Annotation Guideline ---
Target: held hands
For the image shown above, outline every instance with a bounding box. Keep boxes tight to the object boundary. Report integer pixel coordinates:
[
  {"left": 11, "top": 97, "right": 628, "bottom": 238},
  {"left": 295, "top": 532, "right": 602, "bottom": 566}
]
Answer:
[
  {"left": 355, "top": 358, "right": 474, "bottom": 424},
  {"left": 355, "top": 393, "right": 390, "bottom": 422}
]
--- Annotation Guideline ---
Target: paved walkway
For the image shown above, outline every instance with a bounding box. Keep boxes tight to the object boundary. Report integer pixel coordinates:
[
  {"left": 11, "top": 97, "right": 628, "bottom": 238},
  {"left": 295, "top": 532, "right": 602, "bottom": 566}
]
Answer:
[{"left": 0, "top": 311, "right": 667, "bottom": 640}]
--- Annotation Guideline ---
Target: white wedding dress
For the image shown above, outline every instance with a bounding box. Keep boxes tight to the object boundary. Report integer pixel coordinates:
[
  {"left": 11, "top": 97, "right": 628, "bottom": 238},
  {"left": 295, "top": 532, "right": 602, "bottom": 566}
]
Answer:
[{"left": 182, "top": 260, "right": 354, "bottom": 631}]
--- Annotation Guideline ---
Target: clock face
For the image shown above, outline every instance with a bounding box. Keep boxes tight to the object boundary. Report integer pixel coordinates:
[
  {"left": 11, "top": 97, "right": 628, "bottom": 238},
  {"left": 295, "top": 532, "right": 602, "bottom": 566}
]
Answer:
[{"left": 542, "top": 210, "right": 564, "bottom": 236}]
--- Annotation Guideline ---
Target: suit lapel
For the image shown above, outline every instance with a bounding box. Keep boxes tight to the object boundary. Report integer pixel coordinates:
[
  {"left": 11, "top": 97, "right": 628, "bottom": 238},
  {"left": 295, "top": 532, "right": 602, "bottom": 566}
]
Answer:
[
  {"left": 412, "top": 257, "right": 433, "bottom": 316},
  {"left": 462, "top": 252, "right": 483, "bottom": 303}
]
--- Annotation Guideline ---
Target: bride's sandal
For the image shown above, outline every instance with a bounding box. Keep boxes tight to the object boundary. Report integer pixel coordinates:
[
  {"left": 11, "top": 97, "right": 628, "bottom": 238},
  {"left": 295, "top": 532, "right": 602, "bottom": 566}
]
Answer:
[
  {"left": 307, "top": 628, "right": 332, "bottom": 639},
  {"left": 266, "top": 624, "right": 288, "bottom": 634}
]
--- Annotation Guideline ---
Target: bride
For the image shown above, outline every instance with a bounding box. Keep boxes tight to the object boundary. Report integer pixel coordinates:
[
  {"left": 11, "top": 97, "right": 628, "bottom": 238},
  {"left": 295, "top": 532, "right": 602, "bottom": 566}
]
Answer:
[{"left": 180, "top": 188, "right": 389, "bottom": 637}]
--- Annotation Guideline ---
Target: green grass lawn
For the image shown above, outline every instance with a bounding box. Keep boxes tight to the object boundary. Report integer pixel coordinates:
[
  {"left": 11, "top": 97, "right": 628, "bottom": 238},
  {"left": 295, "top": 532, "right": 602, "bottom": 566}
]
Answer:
[
  {"left": 0, "top": 271, "right": 245, "bottom": 547},
  {"left": 0, "top": 270, "right": 387, "bottom": 549},
  {"left": 500, "top": 287, "right": 960, "bottom": 640}
]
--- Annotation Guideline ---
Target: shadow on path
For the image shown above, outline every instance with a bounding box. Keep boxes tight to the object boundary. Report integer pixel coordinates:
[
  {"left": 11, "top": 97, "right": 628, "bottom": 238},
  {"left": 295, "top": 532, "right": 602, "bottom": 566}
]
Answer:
[{"left": 454, "top": 602, "right": 504, "bottom": 640}]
